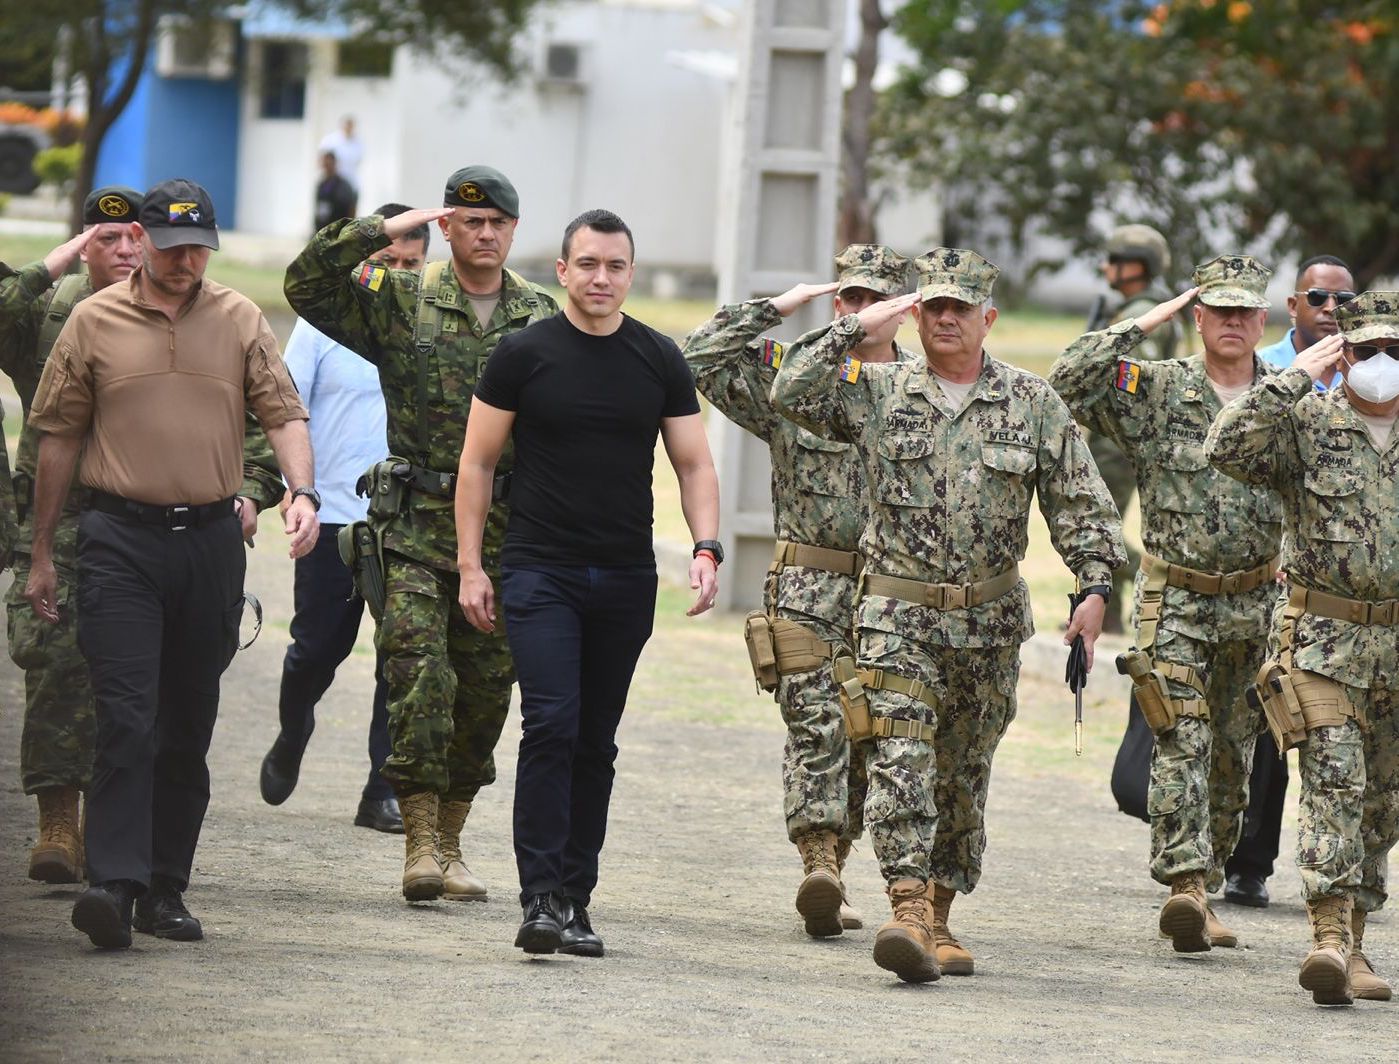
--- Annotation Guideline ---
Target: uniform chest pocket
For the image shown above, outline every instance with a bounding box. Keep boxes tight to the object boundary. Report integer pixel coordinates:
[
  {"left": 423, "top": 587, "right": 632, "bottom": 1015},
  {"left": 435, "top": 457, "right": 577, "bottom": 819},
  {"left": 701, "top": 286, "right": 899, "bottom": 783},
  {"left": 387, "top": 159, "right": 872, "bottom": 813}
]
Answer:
[
  {"left": 1302, "top": 468, "right": 1365, "bottom": 542},
  {"left": 874, "top": 432, "right": 939, "bottom": 507},
  {"left": 1146, "top": 443, "right": 1209, "bottom": 514},
  {"left": 979, "top": 444, "right": 1035, "bottom": 515},
  {"left": 794, "top": 430, "right": 854, "bottom": 498}
]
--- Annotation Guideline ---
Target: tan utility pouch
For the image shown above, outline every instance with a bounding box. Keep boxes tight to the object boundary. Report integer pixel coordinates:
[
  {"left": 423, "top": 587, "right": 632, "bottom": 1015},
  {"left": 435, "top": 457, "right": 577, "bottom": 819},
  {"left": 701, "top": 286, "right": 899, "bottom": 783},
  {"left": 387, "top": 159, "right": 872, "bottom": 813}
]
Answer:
[
  {"left": 743, "top": 611, "right": 780, "bottom": 692},
  {"left": 1116, "top": 648, "right": 1176, "bottom": 734},
  {"left": 833, "top": 654, "right": 874, "bottom": 741},
  {"left": 357, "top": 457, "right": 411, "bottom": 522},
  {"left": 338, "top": 521, "right": 387, "bottom": 622},
  {"left": 1248, "top": 662, "right": 1356, "bottom": 753},
  {"left": 744, "top": 613, "right": 831, "bottom": 693}
]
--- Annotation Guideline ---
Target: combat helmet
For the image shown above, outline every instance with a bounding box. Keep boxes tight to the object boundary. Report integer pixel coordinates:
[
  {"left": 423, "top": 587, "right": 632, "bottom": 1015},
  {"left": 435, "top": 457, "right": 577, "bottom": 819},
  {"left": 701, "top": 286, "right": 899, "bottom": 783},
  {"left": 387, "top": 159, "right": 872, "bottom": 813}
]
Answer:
[{"left": 1106, "top": 224, "right": 1171, "bottom": 279}]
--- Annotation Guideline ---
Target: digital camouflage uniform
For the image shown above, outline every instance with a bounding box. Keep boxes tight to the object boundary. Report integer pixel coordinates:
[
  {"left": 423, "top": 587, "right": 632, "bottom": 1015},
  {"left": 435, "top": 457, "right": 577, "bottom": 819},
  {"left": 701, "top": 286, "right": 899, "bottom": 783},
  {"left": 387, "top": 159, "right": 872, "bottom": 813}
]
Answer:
[
  {"left": 1206, "top": 293, "right": 1399, "bottom": 916},
  {"left": 682, "top": 247, "right": 915, "bottom": 846},
  {"left": 772, "top": 249, "right": 1125, "bottom": 891},
  {"left": 284, "top": 215, "right": 558, "bottom": 799},
  {"left": 0, "top": 259, "right": 285, "bottom": 796},
  {"left": 1050, "top": 256, "right": 1280, "bottom": 894}
]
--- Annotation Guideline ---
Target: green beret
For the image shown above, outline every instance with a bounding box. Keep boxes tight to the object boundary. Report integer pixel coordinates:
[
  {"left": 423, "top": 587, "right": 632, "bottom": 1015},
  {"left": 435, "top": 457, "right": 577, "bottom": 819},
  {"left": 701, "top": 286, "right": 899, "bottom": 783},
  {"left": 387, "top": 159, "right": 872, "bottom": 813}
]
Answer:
[
  {"left": 443, "top": 165, "right": 519, "bottom": 217},
  {"left": 82, "top": 186, "right": 142, "bottom": 225}
]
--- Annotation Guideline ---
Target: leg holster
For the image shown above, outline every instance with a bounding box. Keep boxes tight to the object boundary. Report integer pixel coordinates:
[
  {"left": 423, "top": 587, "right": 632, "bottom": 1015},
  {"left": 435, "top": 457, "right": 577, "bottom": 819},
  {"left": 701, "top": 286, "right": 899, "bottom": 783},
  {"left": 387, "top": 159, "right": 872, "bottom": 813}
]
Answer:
[
  {"left": 831, "top": 654, "right": 938, "bottom": 744},
  {"left": 743, "top": 612, "right": 831, "bottom": 694},
  {"left": 1246, "top": 605, "right": 1358, "bottom": 752},
  {"left": 1117, "top": 561, "right": 1210, "bottom": 735}
]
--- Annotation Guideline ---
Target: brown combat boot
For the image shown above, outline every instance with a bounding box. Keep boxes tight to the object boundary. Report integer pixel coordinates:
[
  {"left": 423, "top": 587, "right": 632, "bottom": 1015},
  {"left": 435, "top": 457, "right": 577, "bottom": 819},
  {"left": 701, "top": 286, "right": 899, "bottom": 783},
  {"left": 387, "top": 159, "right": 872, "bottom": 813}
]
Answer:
[
  {"left": 399, "top": 792, "right": 444, "bottom": 901},
  {"left": 1159, "top": 872, "right": 1211, "bottom": 953},
  {"left": 931, "top": 883, "right": 975, "bottom": 975},
  {"left": 1299, "top": 893, "right": 1354, "bottom": 1005},
  {"left": 794, "top": 830, "right": 843, "bottom": 938},
  {"left": 835, "top": 838, "right": 863, "bottom": 931},
  {"left": 29, "top": 786, "right": 82, "bottom": 884},
  {"left": 1204, "top": 904, "right": 1238, "bottom": 948},
  {"left": 872, "top": 879, "right": 941, "bottom": 983},
  {"left": 1350, "top": 907, "right": 1392, "bottom": 1002},
  {"left": 437, "top": 799, "right": 487, "bottom": 902}
]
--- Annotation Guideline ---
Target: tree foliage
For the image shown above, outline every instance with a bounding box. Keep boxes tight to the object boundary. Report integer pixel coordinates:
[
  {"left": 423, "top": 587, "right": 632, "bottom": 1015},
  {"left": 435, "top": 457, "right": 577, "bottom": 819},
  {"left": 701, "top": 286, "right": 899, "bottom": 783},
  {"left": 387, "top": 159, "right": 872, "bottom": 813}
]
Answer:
[{"left": 883, "top": 1, "right": 1399, "bottom": 288}]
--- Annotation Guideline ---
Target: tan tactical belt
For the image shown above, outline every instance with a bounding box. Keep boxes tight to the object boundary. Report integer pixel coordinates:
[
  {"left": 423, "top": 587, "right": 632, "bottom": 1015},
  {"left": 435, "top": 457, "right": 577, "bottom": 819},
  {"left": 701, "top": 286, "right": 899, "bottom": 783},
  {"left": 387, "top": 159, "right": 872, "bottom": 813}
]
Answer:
[
  {"left": 1289, "top": 585, "right": 1399, "bottom": 626},
  {"left": 770, "top": 539, "right": 862, "bottom": 577},
  {"left": 860, "top": 564, "right": 1020, "bottom": 611},
  {"left": 1139, "top": 552, "right": 1279, "bottom": 596}
]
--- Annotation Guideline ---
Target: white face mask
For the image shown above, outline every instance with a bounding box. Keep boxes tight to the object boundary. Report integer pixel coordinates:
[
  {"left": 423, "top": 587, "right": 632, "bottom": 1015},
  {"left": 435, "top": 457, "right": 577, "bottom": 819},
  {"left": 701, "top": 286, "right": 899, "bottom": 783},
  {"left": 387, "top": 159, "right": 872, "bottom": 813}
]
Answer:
[{"left": 1345, "top": 351, "right": 1399, "bottom": 404}]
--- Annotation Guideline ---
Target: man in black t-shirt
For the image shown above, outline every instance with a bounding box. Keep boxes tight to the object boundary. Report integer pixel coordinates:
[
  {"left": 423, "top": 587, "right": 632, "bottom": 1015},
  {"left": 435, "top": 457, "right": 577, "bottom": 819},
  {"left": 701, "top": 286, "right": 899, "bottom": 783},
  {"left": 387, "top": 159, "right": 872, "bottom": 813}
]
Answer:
[
  {"left": 313, "top": 152, "right": 357, "bottom": 230},
  {"left": 455, "top": 209, "right": 720, "bottom": 957}
]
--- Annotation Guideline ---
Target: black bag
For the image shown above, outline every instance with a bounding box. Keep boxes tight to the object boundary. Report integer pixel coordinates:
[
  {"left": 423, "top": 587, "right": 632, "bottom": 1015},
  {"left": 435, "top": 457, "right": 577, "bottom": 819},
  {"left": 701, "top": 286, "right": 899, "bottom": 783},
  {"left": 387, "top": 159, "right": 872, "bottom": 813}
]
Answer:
[{"left": 1110, "top": 693, "right": 1153, "bottom": 823}]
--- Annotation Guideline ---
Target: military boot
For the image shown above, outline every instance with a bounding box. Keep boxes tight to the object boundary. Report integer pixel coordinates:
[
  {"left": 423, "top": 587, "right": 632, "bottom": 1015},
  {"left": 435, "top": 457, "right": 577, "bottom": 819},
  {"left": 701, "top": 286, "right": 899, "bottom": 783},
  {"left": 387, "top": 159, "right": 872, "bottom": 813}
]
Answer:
[
  {"left": 872, "top": 879, "right": 941, "bottom": 983},
  {"left": 437, "top": 799, "right": 487, "bottom": 902},
  {"left": 29, "top": 785, "right": 82, "bottom": 884},
  {"left": 835, "top": 838, "right": 863, "bottom": 931},
  {"left": 399, "top": 792, "right": 444, "bottom": 901},
  {"left": 1204, "top": 904, "right": 1238, "bottom": 948},
  {"left": 1299, "top": 893, "right": 1353, "bottom": 1005},
  {"left": 1159, "top": 872, "right": 1211, "bottom": 953},
  {"left": 1350, "top": 907, "right": 1392, "bottom": 1002},
  {"left": 794, "top": 830, "right": 843, "bottom": 938},
  {"left": 931, "top": 883, "right": 975, "bottom": 975}
]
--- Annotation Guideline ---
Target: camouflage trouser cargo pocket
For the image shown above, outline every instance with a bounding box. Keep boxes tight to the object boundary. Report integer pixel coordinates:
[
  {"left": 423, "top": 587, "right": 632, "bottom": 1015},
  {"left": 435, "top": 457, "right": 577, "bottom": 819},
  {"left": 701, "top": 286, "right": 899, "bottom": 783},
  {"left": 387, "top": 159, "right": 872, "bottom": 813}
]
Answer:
[
  {"left": 1296, "top": 830, "right": 1341, "bottom": 868},
  {"left": 7, "top": 573, "right": 71, "bottom": 670}
]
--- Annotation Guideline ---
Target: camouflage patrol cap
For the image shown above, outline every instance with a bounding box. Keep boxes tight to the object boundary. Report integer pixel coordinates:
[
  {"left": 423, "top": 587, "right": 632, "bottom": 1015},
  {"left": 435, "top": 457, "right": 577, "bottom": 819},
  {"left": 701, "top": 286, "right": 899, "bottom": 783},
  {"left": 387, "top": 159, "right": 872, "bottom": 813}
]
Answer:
[
  {"left": 82, "top": 185, "right": 141, "bottom": 225},
  {"left": 1106, "top": 223, "right": 1171, "bottom": 277},
  {"left": 834, "top": 244, "right": 911, "bottom": 297},
  {"left": 1192, "top": 255, "right": 1272, "bottom": 309},
  {"left": 1336, "top": 292, "right": 1399, "bottom": 344},
  {"left": 443, "top": 165, "right": 519, "bottom": 217},
  {"left": 913, "top": 247, "right": 999, "bottom": 305}
]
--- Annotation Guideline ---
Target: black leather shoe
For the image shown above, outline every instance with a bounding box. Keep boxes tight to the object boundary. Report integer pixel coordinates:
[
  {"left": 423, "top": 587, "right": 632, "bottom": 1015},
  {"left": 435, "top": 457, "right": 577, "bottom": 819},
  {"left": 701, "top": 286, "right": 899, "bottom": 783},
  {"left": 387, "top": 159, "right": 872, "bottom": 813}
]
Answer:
[
  {"left": 354, "top": 796, "right": 405, "bottom": 834},
  {"left": 515, "top": 892, "right": 564, "bottom": 954},
  {"left": 133, "top": 880, "right": 204, "bottom": 941},
  {"left": 260, "top": 734, "right": 304, "bottom": 806},
  {"left": 71, "top": 881, "right": 135, "bottom": 949},
  {"left": 1223, "top": 872, "right": 1269, "bottom": 908},
  {"left": 558, "top": 900, "right": 605, "bottom": 957}
]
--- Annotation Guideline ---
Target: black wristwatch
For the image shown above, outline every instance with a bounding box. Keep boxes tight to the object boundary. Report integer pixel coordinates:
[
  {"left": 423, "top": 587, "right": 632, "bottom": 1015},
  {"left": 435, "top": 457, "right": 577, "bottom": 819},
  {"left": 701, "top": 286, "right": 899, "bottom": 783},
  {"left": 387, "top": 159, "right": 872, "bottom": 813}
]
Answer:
[
  {"left": 1079, "top": 584, "right": 1111, "bottom": 601},
  {"left": 291, "top": 486, "right": 322, "bottom": 512},
  {"left": 693, "top": 539, "right": 724, "bottom": 566}
]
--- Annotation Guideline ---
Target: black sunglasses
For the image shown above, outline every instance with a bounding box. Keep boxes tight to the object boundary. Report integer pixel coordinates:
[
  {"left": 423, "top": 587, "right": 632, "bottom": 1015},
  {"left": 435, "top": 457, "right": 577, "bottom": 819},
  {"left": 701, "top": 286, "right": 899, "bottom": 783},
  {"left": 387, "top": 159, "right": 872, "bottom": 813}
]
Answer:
[
  {"left": 1298, "top": 287, "right": 1357, "bottom": 308},
  {"left": 1347, "top": 341, "right": 1399, "bottom": 361},
  {"left": 1106, "top": 253, "right": 1143, "bottom": 266}
]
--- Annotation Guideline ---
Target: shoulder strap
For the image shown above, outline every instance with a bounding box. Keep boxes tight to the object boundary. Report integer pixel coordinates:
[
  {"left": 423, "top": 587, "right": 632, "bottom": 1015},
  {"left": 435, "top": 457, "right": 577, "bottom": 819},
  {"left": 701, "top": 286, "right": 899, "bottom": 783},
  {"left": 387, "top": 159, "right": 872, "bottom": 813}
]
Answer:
[
  {"left": 502, "top": 267, "right": 551, "bottom": 318},
  {"left": 410, "top": 261, "right": 450, "bottom": 464},
  {"left": 36, "top": 273, "right": 88, "bottom": 367}
]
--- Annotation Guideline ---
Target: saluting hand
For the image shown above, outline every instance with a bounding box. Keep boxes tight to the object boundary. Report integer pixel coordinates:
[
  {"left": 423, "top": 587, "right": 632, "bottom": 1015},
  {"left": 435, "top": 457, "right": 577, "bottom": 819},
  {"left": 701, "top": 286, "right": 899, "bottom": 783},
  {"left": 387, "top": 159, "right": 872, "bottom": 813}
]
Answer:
[
  {"left": 1063, "top": 593, "right": 1107, "bottom": 672},
  {"left": 284, "top": 496, "right": 319, "bottom": 559},
  {"left": 1136, "top": 287, "right": 1200, "bottom": 334},
  {"left": 687, "top": 555, "right": 718, "bottom": 616},
  {"left": 23, "top": 560, "right": 62, "bottom": 625},
  {"left": 458, "top": 565, "right": 496, "bottom": 633},
  {"left": 856, "top": 291, "right": 920, "bottom": 337},
  {"left": 1294, "top": 333, "right": 1345, "bottom": 383},
  {"left": 383, "top": 207, "right": 455, "bottom": 241},
  {"left": 769, "top": 281, "right": 840, "bottom": 317},
  {"left": 42, "top": 227, "right": 101, "bottom": 281}
]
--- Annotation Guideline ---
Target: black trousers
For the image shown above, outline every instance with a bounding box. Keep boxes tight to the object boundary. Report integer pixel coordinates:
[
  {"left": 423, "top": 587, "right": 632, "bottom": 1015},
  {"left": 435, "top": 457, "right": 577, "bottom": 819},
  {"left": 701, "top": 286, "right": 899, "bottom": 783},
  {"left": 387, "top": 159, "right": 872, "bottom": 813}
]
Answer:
[
  {"left": 278, "top": 526, "right": 391, "bottom": 801},
  {"left": 501, "top": 564, "right": 657, "bottom": 907},
  {"left": 1225, "top": 730, "right": 1289, "bottom": 879},
  {"left": 76, "top": 508, "right": 244, "bottom": 890}
]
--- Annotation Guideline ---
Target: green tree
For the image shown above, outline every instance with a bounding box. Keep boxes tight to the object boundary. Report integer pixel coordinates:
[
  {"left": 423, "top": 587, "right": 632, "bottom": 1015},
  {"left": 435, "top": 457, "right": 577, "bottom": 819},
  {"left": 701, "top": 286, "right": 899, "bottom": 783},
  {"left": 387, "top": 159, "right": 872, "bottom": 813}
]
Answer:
[{"left": 884, "top": 0, "right": 1399, "bottom": 289}]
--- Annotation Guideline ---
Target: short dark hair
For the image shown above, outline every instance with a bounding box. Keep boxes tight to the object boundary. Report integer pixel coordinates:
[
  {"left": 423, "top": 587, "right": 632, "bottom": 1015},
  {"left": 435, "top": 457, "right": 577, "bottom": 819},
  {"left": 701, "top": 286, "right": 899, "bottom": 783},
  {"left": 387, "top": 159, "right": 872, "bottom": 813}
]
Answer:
[
  {"left": 1295, "top": 255, "right": 1350, "bottom": 286},
  {"left": 561, "top": 209, "right": 634, "bottom": 262},
  {"left": 376, "top": 202, "right": 430, "bottom": 249}
]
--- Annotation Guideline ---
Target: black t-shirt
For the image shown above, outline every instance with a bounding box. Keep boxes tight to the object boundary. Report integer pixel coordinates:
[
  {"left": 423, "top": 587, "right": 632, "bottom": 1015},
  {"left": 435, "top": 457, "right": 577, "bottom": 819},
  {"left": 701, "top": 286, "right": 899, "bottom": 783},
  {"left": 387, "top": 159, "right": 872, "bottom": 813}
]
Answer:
[
  {"left": 475, "top": 311, "right": 701, "bottom": 567},
  {"left": 314, "top": 175, "right": 357, "bottom": 226}
]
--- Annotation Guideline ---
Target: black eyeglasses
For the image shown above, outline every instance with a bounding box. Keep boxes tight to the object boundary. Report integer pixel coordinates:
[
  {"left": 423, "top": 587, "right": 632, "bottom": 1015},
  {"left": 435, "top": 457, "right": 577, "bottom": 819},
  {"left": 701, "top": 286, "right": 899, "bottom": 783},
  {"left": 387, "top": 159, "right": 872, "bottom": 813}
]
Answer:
[
  {"left": 1347, "top": 341, "right": 1399, "bottom": 361},
  {"left": 1297, "top": 287, "right": 1357, "bottom": 308}
]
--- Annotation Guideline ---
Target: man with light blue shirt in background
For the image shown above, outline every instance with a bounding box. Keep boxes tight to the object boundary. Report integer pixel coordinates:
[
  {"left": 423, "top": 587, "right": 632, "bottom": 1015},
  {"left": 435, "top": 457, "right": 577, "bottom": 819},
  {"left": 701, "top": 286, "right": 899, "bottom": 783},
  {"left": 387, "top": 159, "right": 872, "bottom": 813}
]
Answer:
[
  {"left": 1258, "top": 255, "right": 1355, "bottom": 388},
  {"left": 259, "top": 204, "right": 430, "bottom": 833}
]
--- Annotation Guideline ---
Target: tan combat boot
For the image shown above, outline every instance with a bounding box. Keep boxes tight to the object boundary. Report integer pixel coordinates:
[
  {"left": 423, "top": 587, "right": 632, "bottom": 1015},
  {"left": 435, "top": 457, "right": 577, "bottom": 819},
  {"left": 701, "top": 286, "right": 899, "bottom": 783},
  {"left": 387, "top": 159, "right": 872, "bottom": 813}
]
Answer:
[
  {"left": 1299, "top": 893, "right": 1354, "bottom": 1005},
  {"left": 1159, "top": 872, "right": 1211, "bottom": 953},
  {"left": 399, "top": 792, "right": 444, "bottom": 901},
  {"left": 835, "top": 838, "right": 863, "bottom": 931},
  {"left": 437, "top": 799, "right": 487, "bottom": 902},
  {"left": 872, "top": 879, "right": 941, "bottom": 983},
  {"left": 794, "top": 830, "right": 843, "bottom": 938},
  {"left": 931, "top": 883, "right": 975, "bottom": 975},
  {"left": 1350, "top": 907, "right": 1392, "bottom": 1002},
  {"left": 29, "top": 785, "right": 82, "bottom": 884},
  {"left": 1204, "top": 904, "right": 1238, "bottom": 948}
]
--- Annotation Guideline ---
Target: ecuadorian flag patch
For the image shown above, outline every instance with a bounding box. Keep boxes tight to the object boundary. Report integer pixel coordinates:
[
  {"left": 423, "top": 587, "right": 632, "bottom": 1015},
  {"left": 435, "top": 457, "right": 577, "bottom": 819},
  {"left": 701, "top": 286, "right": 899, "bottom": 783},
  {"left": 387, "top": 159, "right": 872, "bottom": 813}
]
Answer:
[
  {"left": 357, "top": 263, "right": 387, "bottom": 292},
  {"left": 839, "top": 356, "right": 861, "bottom": 384},
  {"left": 761, "top": 338, "right": 783, "bottom": 368},
  {"left": 1114, "top": 359, "right": 1140, "bottom": 394}
]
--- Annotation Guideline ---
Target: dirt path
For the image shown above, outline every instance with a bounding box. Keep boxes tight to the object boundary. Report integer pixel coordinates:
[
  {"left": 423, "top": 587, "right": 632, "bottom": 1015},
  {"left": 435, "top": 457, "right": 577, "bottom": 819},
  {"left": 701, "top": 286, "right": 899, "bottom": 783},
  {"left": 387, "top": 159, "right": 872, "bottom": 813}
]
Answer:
[{"left": 0, "top": 537, "right": 1390, "bottom": 1062}]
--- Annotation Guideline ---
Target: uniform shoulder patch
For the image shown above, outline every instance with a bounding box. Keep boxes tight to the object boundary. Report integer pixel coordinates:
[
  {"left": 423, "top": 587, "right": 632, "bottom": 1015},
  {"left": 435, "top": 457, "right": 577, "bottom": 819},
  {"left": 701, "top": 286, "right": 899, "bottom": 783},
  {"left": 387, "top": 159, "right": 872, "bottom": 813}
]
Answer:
[
  {"left": 356, "top": 263, "right": 387, "bottom": 292},
  {"left": 839, "top": 355, "right": 861, "bottom": 383},
  {"left": 760, "top": 338, "right": 783, "bottom": 367},
  {"left": 1114, "top": 359, "right": 1141, "bottom": 394}
]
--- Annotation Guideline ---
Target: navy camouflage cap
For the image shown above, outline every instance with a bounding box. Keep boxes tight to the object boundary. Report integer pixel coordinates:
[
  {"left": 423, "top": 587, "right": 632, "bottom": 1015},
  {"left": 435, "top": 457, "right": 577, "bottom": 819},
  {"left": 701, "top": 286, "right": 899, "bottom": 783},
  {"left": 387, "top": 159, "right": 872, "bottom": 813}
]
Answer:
[
  {"left": 82, "top": 185, "right": 141, "bottom": 225},
  {"left": 834, "top": 244, "right": 911, "bottom": 297},
  {"left": 1336, "top": 291, "right": 1399, "bottom": 344},
  {"left": 1191, "top": 255, "right": 1271, "bottom": 309},
  {"left": 443, "top": 165, "right": 519, "bottom": 217},
  {"left": 913, "top": 247, "right": 999, "bottom": 305}
]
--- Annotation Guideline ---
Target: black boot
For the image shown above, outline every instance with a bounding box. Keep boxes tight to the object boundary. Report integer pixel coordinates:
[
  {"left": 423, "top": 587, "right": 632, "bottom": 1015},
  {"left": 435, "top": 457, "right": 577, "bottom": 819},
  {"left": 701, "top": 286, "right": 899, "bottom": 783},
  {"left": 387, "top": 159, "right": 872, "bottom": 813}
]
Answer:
[
  {"left": 1224, "top": 871, "right": 1269, "bottom": 908},
  {"left": 133, "top": 877, "right": 204, "bottom": 941},
  {"left": 354, "top": 796, "right": 405, "bottom": 833},
  {"left": 559, "top": 899, "right": 605, "bottom": 957},
  {"left": 260, "top": 733, "right": 305, "bottom": 806},
  {"left": 515, "top": 892, "right": 564, "bottom": 954},
  {"left": 72, "top": 880, "right": 136, "bottom": 949}
]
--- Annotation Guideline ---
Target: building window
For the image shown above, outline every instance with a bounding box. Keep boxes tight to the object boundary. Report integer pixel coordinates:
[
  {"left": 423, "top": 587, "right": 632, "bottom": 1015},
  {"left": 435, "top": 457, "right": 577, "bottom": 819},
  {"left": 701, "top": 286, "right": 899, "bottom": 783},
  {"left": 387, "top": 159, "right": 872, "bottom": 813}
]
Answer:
[
  {"left": 259, "top": 41, "right": 307, "bottom": 119},
  {"left": 336, "top": 38, "right": 393, "bottom": 78}
]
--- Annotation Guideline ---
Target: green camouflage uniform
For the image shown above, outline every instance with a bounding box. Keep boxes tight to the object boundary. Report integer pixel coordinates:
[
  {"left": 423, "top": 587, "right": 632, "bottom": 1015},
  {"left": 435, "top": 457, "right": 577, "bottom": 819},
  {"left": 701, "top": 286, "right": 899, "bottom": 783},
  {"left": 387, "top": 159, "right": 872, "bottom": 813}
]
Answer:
[
  {"left": 1206, "top": 292, "right": 1399, "bottom": 913},
  {"left": 772, "top": 248, "right": 1124, "bottom": 890},
  {"left": 1086, "top": 288, "right": 1182, "bottom": 624},
  {"left": 0, "top": 400, "right": 16, "bottom": 569},
  {"left": 0, "top": 260, "right": 284, "bottom": 795},
  {"left": 684, "top": 280, "right": 913, "bottom": 844},
  {"left": 284, "top": 216, "right": 558, "bottom": 799}
]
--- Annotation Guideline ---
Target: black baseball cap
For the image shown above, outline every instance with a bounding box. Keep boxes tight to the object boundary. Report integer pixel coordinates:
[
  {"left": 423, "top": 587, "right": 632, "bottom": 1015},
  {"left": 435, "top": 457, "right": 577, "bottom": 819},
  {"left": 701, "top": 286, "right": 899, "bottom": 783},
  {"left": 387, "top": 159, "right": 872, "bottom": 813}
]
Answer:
[
  {"left": 138, "top": 178, "right": 220, "bottom": 250},
  {"left": 443, "top": 166, "right": 519, "bottom": 217},
  {"left": 82, "top": 186, "right": 141, "bottom": 225}
]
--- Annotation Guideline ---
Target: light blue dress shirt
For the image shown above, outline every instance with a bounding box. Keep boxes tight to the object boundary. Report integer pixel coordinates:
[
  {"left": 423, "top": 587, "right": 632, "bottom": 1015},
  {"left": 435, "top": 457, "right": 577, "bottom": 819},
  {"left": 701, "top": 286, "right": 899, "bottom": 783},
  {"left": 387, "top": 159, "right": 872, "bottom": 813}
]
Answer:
[
  {"left": 282, "top": 318, "right": 389, "bottom": 525},
  {"left": 1258, "top": 327, "right": 1334, "bottom": 391}
]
